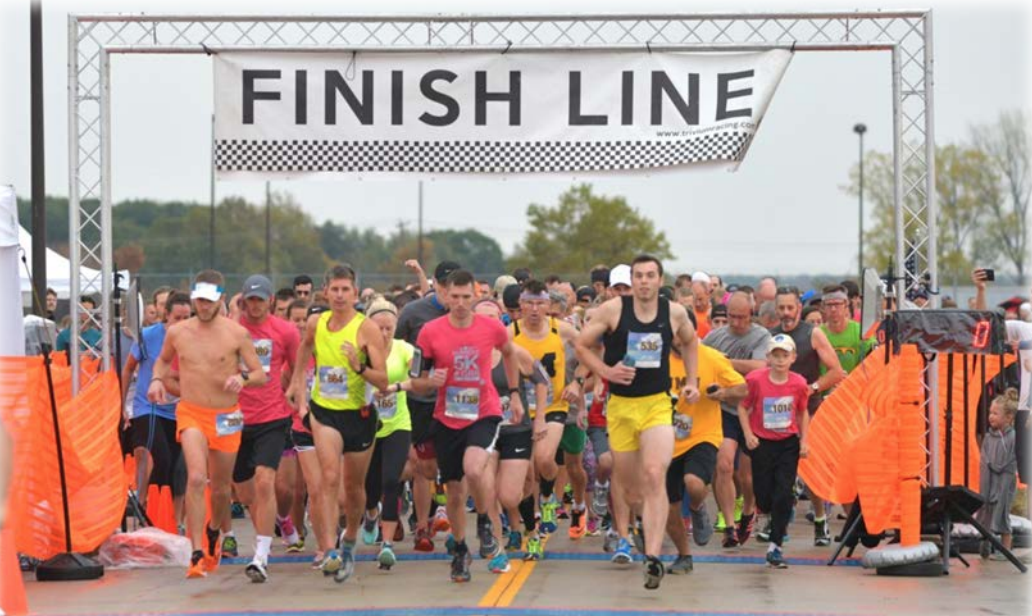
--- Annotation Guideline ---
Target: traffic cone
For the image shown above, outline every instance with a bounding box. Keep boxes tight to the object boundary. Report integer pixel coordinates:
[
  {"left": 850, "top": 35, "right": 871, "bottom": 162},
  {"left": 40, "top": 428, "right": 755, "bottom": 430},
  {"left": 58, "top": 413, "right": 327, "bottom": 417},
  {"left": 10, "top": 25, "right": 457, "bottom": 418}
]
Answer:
[
  {"left": 158, "top": 486, "right": 176, "bottom": 534},
  {"left": 145, "top": 484, "right": 161, "bottom": 525},
  {"left": 0, "top": 528, "right": 28, "bottom": 616}
]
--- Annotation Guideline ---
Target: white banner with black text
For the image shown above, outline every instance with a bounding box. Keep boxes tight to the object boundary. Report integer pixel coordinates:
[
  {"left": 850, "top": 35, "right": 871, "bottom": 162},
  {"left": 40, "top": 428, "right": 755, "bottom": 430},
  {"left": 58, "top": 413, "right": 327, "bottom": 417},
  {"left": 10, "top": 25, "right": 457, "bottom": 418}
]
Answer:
[{"left": 214, "top": 50, "right": 792, "bottom": 178}]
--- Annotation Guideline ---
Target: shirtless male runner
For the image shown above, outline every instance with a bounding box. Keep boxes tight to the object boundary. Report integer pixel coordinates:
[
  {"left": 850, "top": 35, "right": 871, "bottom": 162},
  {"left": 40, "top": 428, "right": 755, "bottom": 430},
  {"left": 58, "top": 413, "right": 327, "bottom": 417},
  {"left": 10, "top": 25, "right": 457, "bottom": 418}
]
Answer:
[
  {"left": 575, "top": 255, "right": 700, "bottom": 590},
  {"left": 149, "top": 270, "right": 268, "bottom": 579}
]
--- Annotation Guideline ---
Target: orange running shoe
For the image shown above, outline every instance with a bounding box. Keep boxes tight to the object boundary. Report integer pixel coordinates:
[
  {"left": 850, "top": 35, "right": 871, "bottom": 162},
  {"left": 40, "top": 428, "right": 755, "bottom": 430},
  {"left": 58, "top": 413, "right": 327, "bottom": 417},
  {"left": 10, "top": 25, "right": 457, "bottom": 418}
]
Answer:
[
  {"left": 186, "top": 550, "right": 206, "bottom": 579},
  {"left": 568, "top": 507, "right": 587, "bottom": 540},
  {"left": 203, "top": 525, "right": 222, "bottom": 573},
  {"left": 432, "top": 509, "right": 451, "bottom": 536}
]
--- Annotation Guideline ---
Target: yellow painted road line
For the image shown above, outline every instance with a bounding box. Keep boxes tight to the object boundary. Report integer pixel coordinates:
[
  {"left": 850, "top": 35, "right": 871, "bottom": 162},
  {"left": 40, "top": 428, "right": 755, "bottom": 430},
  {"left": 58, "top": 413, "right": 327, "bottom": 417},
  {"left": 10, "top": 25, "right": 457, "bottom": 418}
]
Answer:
[
  {"left": 478, "top": 536, "right": 547, "bottom": 607},
  {"left": 496, "top": 559, "right": 536, "bottom": 606}
]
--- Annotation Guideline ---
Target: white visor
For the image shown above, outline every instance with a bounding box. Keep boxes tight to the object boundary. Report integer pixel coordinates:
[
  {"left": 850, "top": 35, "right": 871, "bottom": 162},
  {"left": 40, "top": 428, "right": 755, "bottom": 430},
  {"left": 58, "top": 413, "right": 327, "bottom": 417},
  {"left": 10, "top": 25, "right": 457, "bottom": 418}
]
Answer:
[{"left": 191, "top": 282, "right": 223, "bottom": 302}]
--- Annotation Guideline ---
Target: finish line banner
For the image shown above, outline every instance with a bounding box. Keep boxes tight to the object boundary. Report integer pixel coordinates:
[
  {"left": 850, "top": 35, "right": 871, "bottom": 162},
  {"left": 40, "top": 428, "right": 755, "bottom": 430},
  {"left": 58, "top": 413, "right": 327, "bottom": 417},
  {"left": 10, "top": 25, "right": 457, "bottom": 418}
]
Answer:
[{"left": 214, "top": 50, "right": 791, "bottom": 178}]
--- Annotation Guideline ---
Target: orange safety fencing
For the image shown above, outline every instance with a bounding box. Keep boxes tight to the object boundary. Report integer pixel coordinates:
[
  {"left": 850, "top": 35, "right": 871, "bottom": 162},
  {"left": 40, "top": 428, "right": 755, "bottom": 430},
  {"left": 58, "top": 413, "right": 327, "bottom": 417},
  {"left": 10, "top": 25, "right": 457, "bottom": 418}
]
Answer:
[
  {"left": 800, "top": 346, "right": 1014, "bottom": 546},
  {"left": 0, "top": 357, "right": 126, "bottom": 560}
]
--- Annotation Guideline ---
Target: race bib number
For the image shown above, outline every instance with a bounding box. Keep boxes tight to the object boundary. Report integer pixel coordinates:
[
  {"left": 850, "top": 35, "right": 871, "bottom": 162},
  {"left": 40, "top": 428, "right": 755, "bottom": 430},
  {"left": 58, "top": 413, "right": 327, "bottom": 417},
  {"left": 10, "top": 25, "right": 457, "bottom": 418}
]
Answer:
[
  {"left": 627, "top": 332, "right": 663, "bottom": 368},
  {"left": 762, "top": 396, "right": 794, "bottom": 431},
  {"left": 254, "top": 339, "right": 273, "bottom": 373},
  {"left": 673, "top": 412, "right": 693, "bottom": 440},
  {"left": 318, "top": 367, "right": 350, "bottom": 400},
  {"left": 374, "top": 392, "right": 398, "bottom": 420},
  {"left": 216, "top": 410, "right": 245, "bottom": 436},
  {"left": 445, "top": 387, "right": 480, "bottom": 421}
]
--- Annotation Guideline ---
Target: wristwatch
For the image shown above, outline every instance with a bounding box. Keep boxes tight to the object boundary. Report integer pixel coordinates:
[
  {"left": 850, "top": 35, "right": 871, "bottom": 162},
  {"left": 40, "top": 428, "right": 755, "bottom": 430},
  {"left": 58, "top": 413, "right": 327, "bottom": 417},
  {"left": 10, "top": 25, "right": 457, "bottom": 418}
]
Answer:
[
  {"left": 809, "top": 382, "right": 820, "bottom": 393},
  {"left": 574, "top": 376, "right": 585, "bottom": 387},
  {"left": 240, "top": 371, "right": 250, "bottom": 382},
  {"left": 508, "top": 386, "right": 520, "bottom": 395}
]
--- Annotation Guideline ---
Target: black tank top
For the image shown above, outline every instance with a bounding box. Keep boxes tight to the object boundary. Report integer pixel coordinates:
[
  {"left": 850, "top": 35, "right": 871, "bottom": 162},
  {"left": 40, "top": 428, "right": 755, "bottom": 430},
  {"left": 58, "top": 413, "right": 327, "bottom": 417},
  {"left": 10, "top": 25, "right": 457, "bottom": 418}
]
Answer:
[
  {"left": 770, "top": 321, "right": 820, "bottom": 412},
  {"left": 602, "top": 296, "right": 672, "bottom": 398}
]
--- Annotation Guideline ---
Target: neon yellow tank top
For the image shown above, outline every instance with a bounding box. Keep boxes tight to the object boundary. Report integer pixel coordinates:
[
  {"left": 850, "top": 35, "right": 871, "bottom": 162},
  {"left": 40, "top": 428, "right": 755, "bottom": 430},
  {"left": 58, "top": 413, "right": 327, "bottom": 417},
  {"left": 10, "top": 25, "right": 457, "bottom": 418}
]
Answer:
[
  {"left": 311, "top": 311, "right": 367, "bottom": 411},
  {"left": 512, "top": 317, "right": 568, "bottom": 415}
]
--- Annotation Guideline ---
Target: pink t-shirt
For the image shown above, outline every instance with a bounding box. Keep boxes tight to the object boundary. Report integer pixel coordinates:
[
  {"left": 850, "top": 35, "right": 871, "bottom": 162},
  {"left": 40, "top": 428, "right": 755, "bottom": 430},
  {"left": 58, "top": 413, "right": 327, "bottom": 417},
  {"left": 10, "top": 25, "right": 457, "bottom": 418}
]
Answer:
[
  {"left": 416, "top": 314, "right": 509, "bottom": 430},
  {"left": 238, "top": 314, "right": 300, "bottom": 425},
  {"left": 742, "top": 368, "right": 809, "bottom": 441}
]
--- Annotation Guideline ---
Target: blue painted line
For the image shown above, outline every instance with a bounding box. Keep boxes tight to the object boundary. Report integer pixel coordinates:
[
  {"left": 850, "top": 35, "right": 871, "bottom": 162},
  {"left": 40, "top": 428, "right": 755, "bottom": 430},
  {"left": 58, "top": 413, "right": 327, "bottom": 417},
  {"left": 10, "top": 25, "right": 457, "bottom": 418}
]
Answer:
[
  {"left": 67, "top": 608, "right": 873, "bottom": 616},
  {"left": 222, "top": 552, "right": 860, "bottom": 567}
]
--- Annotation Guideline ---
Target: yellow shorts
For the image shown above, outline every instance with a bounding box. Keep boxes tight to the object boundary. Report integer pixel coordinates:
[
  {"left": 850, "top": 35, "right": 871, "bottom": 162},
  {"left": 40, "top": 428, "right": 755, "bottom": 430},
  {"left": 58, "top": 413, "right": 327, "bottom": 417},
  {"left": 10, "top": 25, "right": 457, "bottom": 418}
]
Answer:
[
  {"left": 176, "top": 400, "right": 243, "bottom": 453},
  {"left": 606, "top": 392, "right": 673, "bottom": 453}
]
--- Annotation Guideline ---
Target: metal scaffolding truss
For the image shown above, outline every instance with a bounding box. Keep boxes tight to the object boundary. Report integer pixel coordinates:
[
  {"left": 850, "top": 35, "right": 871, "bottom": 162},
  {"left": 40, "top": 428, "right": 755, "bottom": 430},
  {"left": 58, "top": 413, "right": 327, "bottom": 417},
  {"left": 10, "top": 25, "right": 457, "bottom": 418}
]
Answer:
[{"left": 68, "top": 10, "right": 939, "bottom": 477}]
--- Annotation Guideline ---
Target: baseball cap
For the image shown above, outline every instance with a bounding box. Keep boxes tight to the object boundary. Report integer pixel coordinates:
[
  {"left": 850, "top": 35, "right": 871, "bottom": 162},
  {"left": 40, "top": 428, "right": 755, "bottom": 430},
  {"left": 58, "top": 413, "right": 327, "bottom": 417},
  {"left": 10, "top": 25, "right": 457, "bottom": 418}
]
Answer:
[
  {"left": 576, "top": 286, "right": 596, "bottom": 302},
  {"left": 502, "top": 284, "right": 522, "bottom": 310},
  {"left": 610, "top": 264, "right": 632, "bottom": 288},
  {"left": 768, "top": 333, "right": 797, "bottom": 354},
  {"left": 493, "top": 275, "right": 518, "bottom": 297},
  {"left": 711, "top": 304, "right": 728, "bottom": 320},
  {"left": 691, "top": 271, "right": 711, "bottom": 285},
  {"left": 241, "top": 275, "right": 273, "bottom": 301},
  {"left": 191, "top": 281, "right": 223, "bottom": 302},
  {"left": 434, "top": 260, "right": 461, "bottom": 283}
]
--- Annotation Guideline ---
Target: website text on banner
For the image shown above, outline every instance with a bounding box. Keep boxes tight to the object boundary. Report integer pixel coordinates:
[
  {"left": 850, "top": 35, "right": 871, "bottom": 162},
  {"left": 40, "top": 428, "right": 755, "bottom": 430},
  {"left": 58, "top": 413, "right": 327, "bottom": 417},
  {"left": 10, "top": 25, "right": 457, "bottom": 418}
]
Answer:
[{"left": 214, "top": 50, "right": 791, "bottom": 179}]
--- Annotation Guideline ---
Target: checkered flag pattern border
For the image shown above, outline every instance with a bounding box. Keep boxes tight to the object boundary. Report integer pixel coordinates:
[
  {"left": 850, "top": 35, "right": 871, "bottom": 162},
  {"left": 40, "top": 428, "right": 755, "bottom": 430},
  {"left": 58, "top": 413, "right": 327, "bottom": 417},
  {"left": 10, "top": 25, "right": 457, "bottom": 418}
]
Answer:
[{"left": 215, "top": 131, "right": 752, "bottom": 174}]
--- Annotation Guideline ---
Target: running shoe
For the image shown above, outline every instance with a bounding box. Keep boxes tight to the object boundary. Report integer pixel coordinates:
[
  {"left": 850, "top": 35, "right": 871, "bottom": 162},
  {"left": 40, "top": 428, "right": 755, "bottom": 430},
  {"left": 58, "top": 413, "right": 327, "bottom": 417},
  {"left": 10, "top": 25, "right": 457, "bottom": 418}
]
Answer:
[
  {"left": 466, "top": 496, "right": 476, "bottom": 513},
  {"left": 632, "top": 519, "right": 645, "bottom": 555},
  {"left": 766, "top": 546, "right": 788, "bottom": 569},
  {"left": 814, "top": 518, "right": 831, "bottom": 547},
  {"left": 231, "top": 501, "right": 246, "bottom": 519},
  {"left": 591, "top": 481, "right": 610, "bottom": 517},
  {"left": 478, "top": 518, "right": 498, "bottom": 558},
  {"left": 563, "top": 483, "right": 574, "bottom": 505},
  {"left": 488, "top": 548, "right": 511, "bottom": 573},
  {"left": 734, "top": 496, "right": 744, "bottom": 523},
  {"left": 320, "top": 549, "right": 342, "bottom": 576},
  {"left": 585, "top": 516, "right": 600, "bottom": 537},
  {"left": 690, "top": 504, "right": 713, "bottom": 547},
  {"left": 221, "top": 535, "right": 239, "bottom": 558},
  {"left": 721, "top": 527, "right": 739, "bottom": 549},
  {"left": 203, "top": 525, "right": 222, "bottom": 573},
  {"left": 603, "top": 529, "right": 619, "bottom": 553},
  {"left": 450, "top": 545, "right": 473, "bottom": 583},
  {"left": 413, "top": 527, "right": 434, "bottom": 552},
  {"left": 432, "top": 508, "right": 451, "bottom": 535},
  {"left": 611, "top": 537, "right": 633, "bottom": 564},
  {"left": 286, "top": 538, "right": 305, "bottom": 553},
  {"left": 245, "top": 559, "right": 268, "bottom": 583},
  {"left": 667, "top": 554, "right": 694, "bottom": 575},
  {"left": 334, "top": 548, "right": 356, "bottom": 583},
  {"left": 568, "top": 507, "right": 587, "bottom": 540},
  {"left": 714, "top": 510, "right": 727, "bottom": 532},
  {"left": 736, "top": 512, "right": 755, "bottom": 545},
  {"left": 362, "top": 513, "right": 380, "bottom": 546},
  {"left": 643, "top": 555, "right": 665, "bottom": 590},
  {"left": 378, "top": 543, "right": 397, "bottom": 570},
  {"left": 557, "top": 505, "right": 570, "bottom": 521},
  {"left": 540, "top": 495, "right": 559, "bottom": 534},
  {"left": 524, "top": 534, "right": 543, "bottom": 561},
  {"left": 506, "top": 530, "right": 523, "bottom": 553},
  {"left": 393, "top": 523, "right": 405, "bottom": 543},
  {"left": 279, "top": 515, "right": 299, "bottom": 546},
  {"left": 311, "top": 551, "right": 325, "bottom": 569},
  {"left": 186, "top": 550, "right": 206, "bottom": 579}
]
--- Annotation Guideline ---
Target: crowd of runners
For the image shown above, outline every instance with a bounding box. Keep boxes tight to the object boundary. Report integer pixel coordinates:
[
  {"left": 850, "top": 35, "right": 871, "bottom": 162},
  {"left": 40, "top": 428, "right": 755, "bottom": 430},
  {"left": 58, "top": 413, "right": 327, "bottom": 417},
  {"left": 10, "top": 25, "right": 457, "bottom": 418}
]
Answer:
[{"left": 117, "top": 259, "right": 1030, "bottom": 590}]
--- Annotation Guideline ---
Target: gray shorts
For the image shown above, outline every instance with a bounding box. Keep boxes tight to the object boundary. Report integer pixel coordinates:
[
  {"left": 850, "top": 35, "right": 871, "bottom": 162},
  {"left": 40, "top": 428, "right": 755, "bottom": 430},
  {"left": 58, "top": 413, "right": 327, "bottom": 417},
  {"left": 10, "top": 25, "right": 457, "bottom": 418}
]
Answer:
[{"left": 587, "top": 426, "right": 610, "bottom": 457}]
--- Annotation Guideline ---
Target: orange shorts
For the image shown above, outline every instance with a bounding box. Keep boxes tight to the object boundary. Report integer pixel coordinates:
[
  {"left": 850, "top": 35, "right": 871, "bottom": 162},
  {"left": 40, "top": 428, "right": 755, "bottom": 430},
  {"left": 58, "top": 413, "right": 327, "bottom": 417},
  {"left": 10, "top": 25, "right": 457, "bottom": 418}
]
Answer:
[{"left": 176, "top": 400, "right": 244, "bottom": 453}]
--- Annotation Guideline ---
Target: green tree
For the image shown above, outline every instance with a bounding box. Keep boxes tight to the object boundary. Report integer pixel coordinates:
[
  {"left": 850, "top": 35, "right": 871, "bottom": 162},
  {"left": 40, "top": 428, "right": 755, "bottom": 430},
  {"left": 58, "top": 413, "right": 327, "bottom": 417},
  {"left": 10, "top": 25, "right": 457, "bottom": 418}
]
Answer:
[
  {"left": 970, "top": 110, "right": 1030, "bottom": 283},
  {"left": 508, "top": 184, "right": 673, "bottom": 276},
  {"left": 426, "top": 229, "right": 504, "bottom": 274},
  {"left": 846, "top": 141, "right": 1012, "bottom": 289}
]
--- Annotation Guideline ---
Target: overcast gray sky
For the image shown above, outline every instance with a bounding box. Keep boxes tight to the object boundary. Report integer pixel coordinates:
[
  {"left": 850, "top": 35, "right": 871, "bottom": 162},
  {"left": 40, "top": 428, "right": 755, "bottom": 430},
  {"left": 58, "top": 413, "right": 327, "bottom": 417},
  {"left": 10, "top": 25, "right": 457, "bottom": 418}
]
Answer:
[{"left": 1, "top": 0, "right": 1028, "bottom": 277}]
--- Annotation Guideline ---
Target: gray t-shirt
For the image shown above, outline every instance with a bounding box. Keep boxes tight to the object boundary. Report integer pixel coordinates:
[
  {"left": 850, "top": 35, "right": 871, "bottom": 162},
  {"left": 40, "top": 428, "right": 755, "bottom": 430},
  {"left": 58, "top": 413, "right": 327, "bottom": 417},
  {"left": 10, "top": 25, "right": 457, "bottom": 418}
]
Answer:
[{"left": 704, "top": 324, "right": 772, "bottom": 415}]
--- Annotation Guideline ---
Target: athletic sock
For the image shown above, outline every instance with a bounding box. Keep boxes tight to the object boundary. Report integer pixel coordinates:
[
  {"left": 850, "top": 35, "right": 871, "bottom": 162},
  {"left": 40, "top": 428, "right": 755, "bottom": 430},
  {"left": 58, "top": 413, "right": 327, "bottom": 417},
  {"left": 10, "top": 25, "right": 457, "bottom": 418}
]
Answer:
[
  {"left": 206, "top": 525, "right": 220, "bottom": 555},
  {"left": 255, "top": 535, "right": 272, "bottom": 564},
  {"left": 767, "top": 542, "right": 778, "bottom": 553}
]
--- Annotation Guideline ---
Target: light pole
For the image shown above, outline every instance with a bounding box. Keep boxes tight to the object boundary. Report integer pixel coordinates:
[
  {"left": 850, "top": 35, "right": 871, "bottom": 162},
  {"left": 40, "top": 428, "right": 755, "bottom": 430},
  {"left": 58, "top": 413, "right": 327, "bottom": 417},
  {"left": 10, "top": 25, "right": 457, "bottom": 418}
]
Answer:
[{"left": 853, "top": 123, "right": 867, "bottom": 281}]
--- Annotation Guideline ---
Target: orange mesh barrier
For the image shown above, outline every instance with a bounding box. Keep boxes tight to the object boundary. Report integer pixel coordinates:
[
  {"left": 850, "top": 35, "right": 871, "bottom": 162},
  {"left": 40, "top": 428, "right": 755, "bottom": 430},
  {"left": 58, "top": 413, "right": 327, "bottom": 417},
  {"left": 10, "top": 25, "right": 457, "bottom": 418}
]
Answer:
[
  {"left": 799, "top": 350, "right": 892, "bottom": 503},
  {"left": 0, "top": 358, "right": 126, "bottom": 560}
]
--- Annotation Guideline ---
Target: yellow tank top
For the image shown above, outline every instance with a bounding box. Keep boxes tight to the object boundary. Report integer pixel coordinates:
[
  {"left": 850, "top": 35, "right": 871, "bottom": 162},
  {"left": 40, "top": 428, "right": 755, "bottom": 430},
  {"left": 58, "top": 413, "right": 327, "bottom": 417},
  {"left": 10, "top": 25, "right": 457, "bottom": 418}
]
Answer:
[
  {"left": 513, "top": 317, "right": 568, "bottom": 416},
  {"left": 311, "top": 311, "right": 368, "bottom": 411}
]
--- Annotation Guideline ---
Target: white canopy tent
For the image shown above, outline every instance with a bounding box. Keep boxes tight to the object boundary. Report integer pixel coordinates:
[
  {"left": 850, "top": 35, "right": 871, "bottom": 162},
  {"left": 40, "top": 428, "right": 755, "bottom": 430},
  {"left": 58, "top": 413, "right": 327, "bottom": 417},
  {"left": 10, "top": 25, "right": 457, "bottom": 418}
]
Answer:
[{"left": 1, "top": 185, "right": 26, "bottom": 355}]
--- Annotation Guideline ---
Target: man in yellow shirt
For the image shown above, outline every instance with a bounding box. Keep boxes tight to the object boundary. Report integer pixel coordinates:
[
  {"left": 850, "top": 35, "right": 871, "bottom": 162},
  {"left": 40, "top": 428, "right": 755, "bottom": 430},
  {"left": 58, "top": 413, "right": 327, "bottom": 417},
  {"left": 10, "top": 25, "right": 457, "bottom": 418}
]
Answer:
[{"left": 665, "top": 343, "right": 747, "bottom": 573}]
